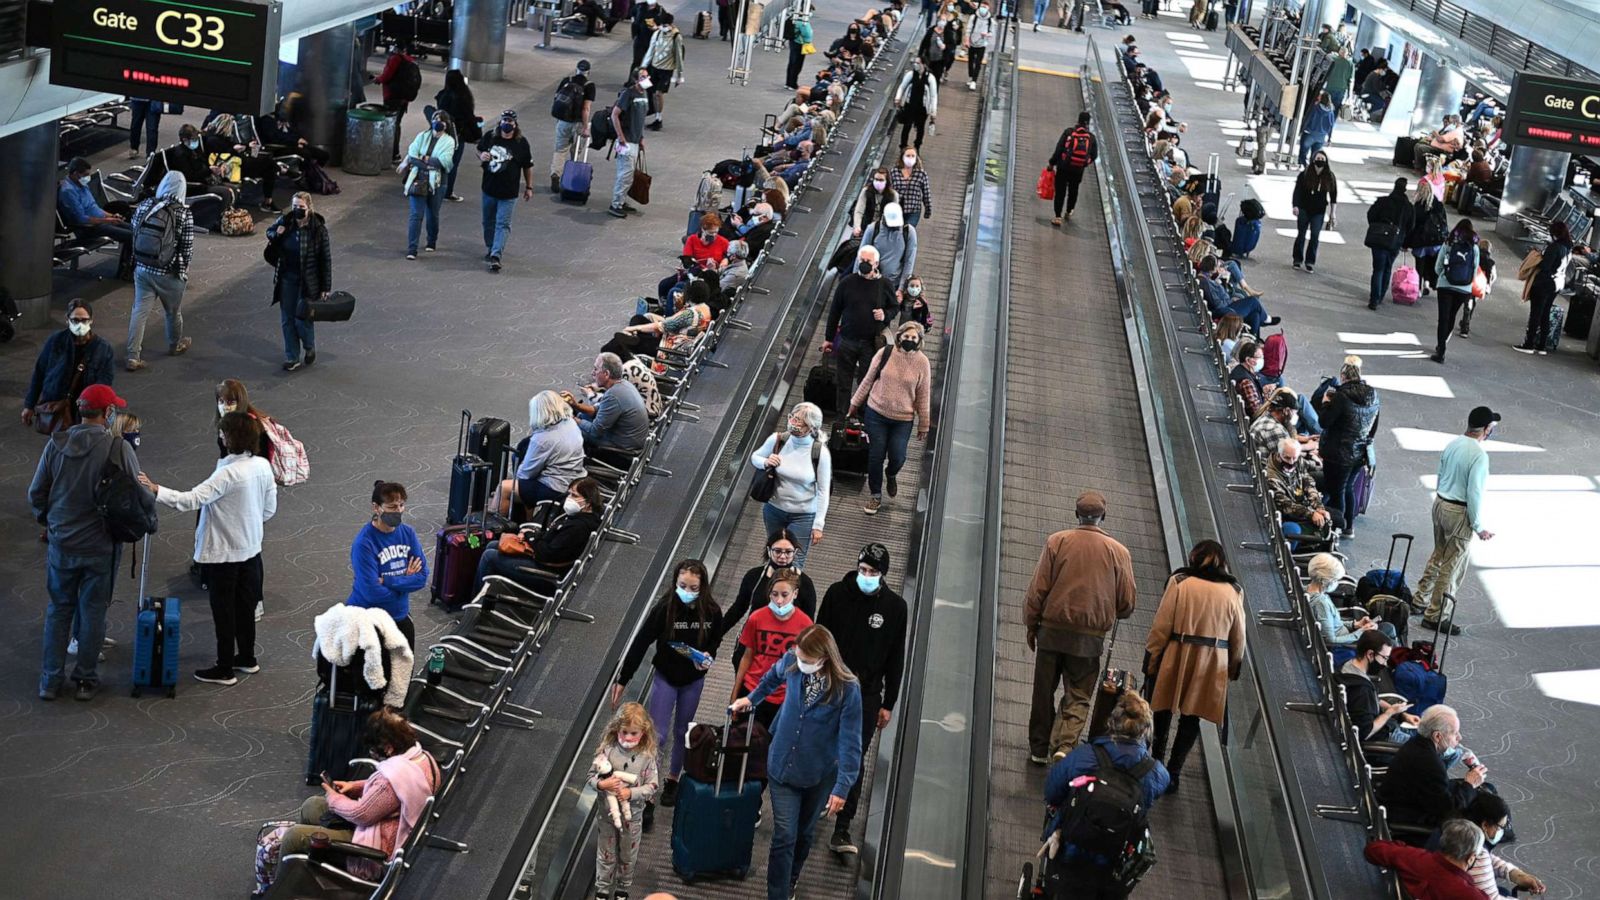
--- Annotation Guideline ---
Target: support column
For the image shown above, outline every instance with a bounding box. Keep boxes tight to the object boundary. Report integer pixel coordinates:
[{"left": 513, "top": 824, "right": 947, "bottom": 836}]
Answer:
[
  {"left": 1408, "top": 54, "right": 1466, "bottom": 134},
  {"left": 297, "top": 23, "right": 356, "bottom": 165},
  {"left": 452, "top": 0, "right": 513, "bottom": 82},
  {"left": 1354, "top": 15, "right": 1389, "bottom": 56},
  {"left": 0, "top": 122, "right": 62, "bottom": 329},
  {"left": 1496, "top": 145, "right": 1571, "bottom": 240}
]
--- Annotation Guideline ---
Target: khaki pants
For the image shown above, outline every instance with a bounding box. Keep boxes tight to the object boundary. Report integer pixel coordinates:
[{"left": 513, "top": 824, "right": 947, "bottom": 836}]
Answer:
[
  {"left": 1029, "top": 650, "right": 1099, "bottom": 757},
  {"left": 1416, "top": 498, "right": 1472, "bottom": 621}
]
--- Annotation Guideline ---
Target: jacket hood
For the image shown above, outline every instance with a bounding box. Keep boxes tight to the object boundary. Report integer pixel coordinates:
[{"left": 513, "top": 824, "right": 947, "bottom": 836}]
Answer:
[
  {"left": 1340, "top": 380, "right": 1377, "bottom": 406},
  {"left": 59, "top": 424, "right": 113, "bottom": 458},
  {"left": 156, "top": 171, "right": 187, "bottom": 203}
]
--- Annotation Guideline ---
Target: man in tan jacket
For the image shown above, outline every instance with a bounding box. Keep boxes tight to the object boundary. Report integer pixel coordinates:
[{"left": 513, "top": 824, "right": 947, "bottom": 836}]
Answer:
[{"left": 1023, "top": 490, "right": 1137, "bottom": 763}]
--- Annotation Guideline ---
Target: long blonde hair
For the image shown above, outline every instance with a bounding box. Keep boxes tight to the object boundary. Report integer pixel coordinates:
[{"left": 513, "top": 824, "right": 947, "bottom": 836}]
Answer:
[
  {"left": 597, "top": 701, "right": 659, "bottom": 757},
  {"left": 793, "top": 625, "right": 857, "bottom": 701}
]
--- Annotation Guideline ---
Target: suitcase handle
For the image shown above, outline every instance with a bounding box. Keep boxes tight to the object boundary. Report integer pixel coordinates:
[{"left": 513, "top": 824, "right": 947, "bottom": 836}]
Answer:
[
  {"left": 1384, "top": 532, "right": 1415, "bottom": 579},
  {"left": 457, "top": 409, "right": 472, "bottom": 458}
]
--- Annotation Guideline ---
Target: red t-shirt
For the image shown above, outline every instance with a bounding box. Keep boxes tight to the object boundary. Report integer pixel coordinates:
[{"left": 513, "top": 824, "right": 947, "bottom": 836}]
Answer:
[
  {"left": 739, "top": 606, "right": 813, "bottom": 705},
  {"left": 682, "top": 232, "right": 730, "bottom": 265}
]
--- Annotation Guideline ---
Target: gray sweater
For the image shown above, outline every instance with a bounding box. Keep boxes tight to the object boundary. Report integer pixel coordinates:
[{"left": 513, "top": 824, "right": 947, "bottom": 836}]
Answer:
[
  {"left": 30, "top": 423, "right": 149, "bottom": 556},
  {"left": 516, "top": 417, "right": 588, "bottom": 491},
  {"left": 861, "top": 222, "right": 918, "bottom": 291}
]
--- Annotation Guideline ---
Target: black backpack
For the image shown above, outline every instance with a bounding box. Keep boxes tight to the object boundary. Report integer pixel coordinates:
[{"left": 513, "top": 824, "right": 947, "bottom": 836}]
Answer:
[
  {"left": 131, "top": 200, "right": 181, "bottom": 270},
  {"left": 552, "top": 75, "right": 587, "bottom": 123},
  {"left": 589, "top": 104, "right": 616, "bottom": 149},
  {"left": 94, "top": 435, "right": 159, "bottom": 543},
  {"left": 1444, "top": 240, "right": 1476, "bottom": 285},
  {"left": 1057, "top": 745, "right": 1155, "bottom": 864},
  {"left": 394, "top": 56, "right": 423, "bottom": 103}
]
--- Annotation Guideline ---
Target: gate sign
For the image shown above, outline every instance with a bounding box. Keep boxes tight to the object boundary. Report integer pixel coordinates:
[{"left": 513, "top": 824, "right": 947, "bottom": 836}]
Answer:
[
  {"left": 49, "top": 0, "right": 282, "bottom": 115},
  {"left": 1503, "top": 71, "right": 1600, "bottom": 155}
]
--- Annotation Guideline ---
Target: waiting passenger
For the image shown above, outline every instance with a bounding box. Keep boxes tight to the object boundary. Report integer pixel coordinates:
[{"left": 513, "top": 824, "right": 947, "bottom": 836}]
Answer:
[
  {"left": 1248, "top": 388, "right": 1317, "bottom": 458},
  {"left": 1305, "top": 553, "right": 1395, "bottom": 646},
  {"left": 1429, "top": 794, "right": 1546, "bottom": 897},
  {"left": 473, "top": 478, "right": 605, "bottom": 595},
  {"left": 1197, "top": 255, "right": 1276, "bottom": 336},
  {"left": 1265, "top": 438, "right": 1339, "bottom": 545},
  {"left": 565, "top": 353, "right": 650, "bottom": 466},
  {"left": 1377, "top": 704, "right": 1489, "bottom": 832},
  {"left": 495, "top": 390, "right": 587, "bottom": 517},
  {"left": 749, "top": 402, "right": 832, "bottom": 568},
  {"left": 1227, "top": 339, "right": 1268, "bottom": 417},
  {"left": 22, "top": 299, "right": 116, "bottom": 435},
  {"left": 1364, "top": 819, "right": 1485, "bottom": 900},
  {"left": 345, "top": 480, "right": 429, "bottom": 651},
  {"left": 769, "top": 140, "right": 816, "bottom": 190},
  {"left": 849, "top": 320, "right": 930, "bottom": 515},
  {"left": 720, "top": 240, "right": 752, "bottom": 294},
  {"left": 156, "top": 123, "right": 238, "bottom": 207},
  {"left": 1317, "top": 356, "right": 1379, "bottom": 535},
  {"left": 58, "top": 157, "right": 134, "bottom": 277},
  {"left": 1337, "top": 629, "right": 1417, "bottom": 742},
  {"left": 201, "top": 115, "right": 286, "bottom": 212}
]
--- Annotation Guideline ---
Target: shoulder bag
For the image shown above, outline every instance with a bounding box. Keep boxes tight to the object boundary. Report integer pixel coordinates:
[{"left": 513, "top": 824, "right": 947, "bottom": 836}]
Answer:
[
  {"left": 31, "top": 351, "right": 87, "bottom": 436},
  {"left": 405, "top": 134, "right": 441, "bottom": 197},
  {"left": 628, "top": 148, "right": 652, "bottom": 205},
  {"left": 748, "top": 433, "right": 788, "bottom": 503}
]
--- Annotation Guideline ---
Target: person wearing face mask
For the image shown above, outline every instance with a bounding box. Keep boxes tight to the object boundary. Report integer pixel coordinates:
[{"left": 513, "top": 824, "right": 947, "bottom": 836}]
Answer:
[
  {"left": 57, "top": 158, "right": 135, "bottom": 278},
  {"left": 139, "top": 412, "right": 276, "bottom": 685},
  {"left": 730, "top": 624, "right": 862, "bottom": 900},
  {"left": 732, "top": 573, "right": 817, "bottom": 732},
  {"left": 1318, "top": 357, "right": 1379, "bottom": 537},
  {"left": 612, "top": 559, "right": 723, "bottom": 826},
  {"left": 1415, "top": 408, "right": 1498, "bottom": 636},
  {"left": 608, "top": 71, "right": 651, "bottom": 219},
  {"left": 476, "top": 109, "right": 535, "bottom": 272},
  {"left": 156, "top": 123, "right": 238, "bottom": 209},
  {"left": 899, "top": 275, "right": 934, "bottom": 330},
  {"left": 1265, "top": 438, "right": 1339, "bottom": 549},
  {"left": 726, "top": 201, "right": 777, "bottom": 257},
  {"left": 814, "top": 544, "right": 906, "bottom": 856},
  {"left": 750, "top": 403, "right": 832, "bottom": 568},
  {"left": 1376, "top": 704, "right": 1490, "bottom": 832},
  {"left": 473, "top": 478, "right": 606, "bottom": 596},
  {"left": 894, "top": 60, "right": 939, "bottom": 151},
  {"left": 1198, "top": 256, "right": 1277, "bottom": 340},
  {"left": 22, "top": 299, "right": 116, "bottom": 436},
  {"left": 398, "top": 110, "right": 457, "bottom": 260},
  {"left": 587, "top": 702, "right": 660, "bottom": 900},
  {"left": 825, "top": 246, "right": 899, "bottom": 416},
  {"left": 1427, "top": 794, "right": 1546, "bottom": 897},
  {"left": 784, "top": 12, "right": 814, "bottom": 90},
  {"left": 1337, "top": 630, "right": 1417, "bottom": 744},
  {"left": 963, "top": 1, "right": 993, "bottom": 90},
  {"left": 720, "top": 239, "right": 753, "bottom": 292},
  {"left": 889, "top": 147, "right": 932, "bottom": 226},
  {"left": 341, "top": 481, "right": 428, "bottom": 651},
  {"left": 851, "top": 167, "right": 898, "bottom": 239},
  {"left": 859, "top": 202, "right": 918, "bottom": 299},
  {"left": 266, "top": 191, "right": 332, "bottom": 371},
  {"left": 496, "top": 390, "right": 586, "bottom": 518},
  {"left": 1298, "top": 91, "right": 1337, "bottom": 166},
  {"left": 549, "top": 60, "right": 595, "bottom": 194},
  {"left": 125, "top": 174, "right": 195, "bottom": 373},
  {"left": 643, "top": 12, "right": 686, "bottom": 131},
  {"left": 1227, "top": 340, "right": 1268, "bottom": 417},
  {"left": 1291, "top": 150, "right": 1338, "bottom": 273},
  {"left": 723, "top": 530, "right": 821, "bottom": 662},
  {"left": 848, "top": 321, "right": 930, "bottom": 515},
  {"left": 631, "top": 0, "right": 664, "bottom": 72}
]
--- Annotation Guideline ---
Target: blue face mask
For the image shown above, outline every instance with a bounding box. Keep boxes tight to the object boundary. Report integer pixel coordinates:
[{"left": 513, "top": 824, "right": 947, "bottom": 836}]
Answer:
[
  {"left": 769, "top": 600, "right": 794, "bottom": 618},
  {"left": 433, "top": 120, "right": 445, "bottom": 132},
  {"left": 186, "top": 139, "right": 200, "bottom": 150},
  {"left": 856, "top": 572, "right": 881, "bottom": 593},
  {"left": 676, "top": 587, "right": 698, "bottom": 605}
]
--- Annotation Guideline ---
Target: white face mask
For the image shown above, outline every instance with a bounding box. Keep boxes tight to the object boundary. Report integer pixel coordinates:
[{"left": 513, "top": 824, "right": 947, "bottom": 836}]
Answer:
[
  {"left": 638, "top": 77, "right": 653, "bottom": 91},
  {"left": 618, "top": 735, "right": 640, "bottom": 750},
  {"left": 1250, "top": 358, "right": 1264, "bottom": 373},
  {"left": 902, "top": 155, "right": 916, "bottom": 168},
  {"left": 796, "top": 658, "right": 823, "bottom": 675},
  {"left": 563, "top": 497, "right": 583, "bottom": 515},
  {"left": 872, "top": 179, "right": 887, "bottom": 190},
  {"left": 68, "top": 320, "right": 92, "bottom": 338},
  {"left": 218, "top": 401, "right": 237, "bottom": 416}
]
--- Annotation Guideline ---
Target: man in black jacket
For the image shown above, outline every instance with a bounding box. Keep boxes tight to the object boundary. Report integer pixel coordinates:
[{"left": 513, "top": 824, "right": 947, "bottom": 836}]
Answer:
[
  {"left": 823, "top": 245, "right": 897, "bottom": 416},
  {"left": 1376, "top": 704, "right": 1486, "bottom": 832},
  {"left": 816, "top": 542, "right": 907, "bottom": 857},
  {"left": 1318, "top": 357, "right": 1380, "bottom": 535},
  {"left": 1048, "top": 111, "right": 1099, "bottom": 224},
  {"left": 1365, "top": 177, "right": 1414, "bottom": 309},
  {"left": 153, "top": 124, "right": 236, "bottom": 207},
  {"left": 1337, "top": 630, "right": 1416, "bottom": 743}
]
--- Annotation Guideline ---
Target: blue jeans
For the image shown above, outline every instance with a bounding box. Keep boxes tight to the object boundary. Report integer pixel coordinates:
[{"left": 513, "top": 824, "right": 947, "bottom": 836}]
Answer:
[
  {"left": 767, "top": 775, "right": 834, "bottom": 900},
  {"left": 1033, "top": 0, "right": 1049, "bottom": 23},
  {"left": 481, "top": 194, "right": 516, "bottom": 258},
  {"left": 40, "top": 545, "right": 121, "bottom": 692},
  {"left": 1296, "top": 393, "right": 1322, "bottom": 435},
  {"left": 1369, "top": 247, "right": 1398, "bottom": 305},
  {"left": 905, "top": 210, "right": 923, "bottom": 228},
  {"left": 1293, "top": 208, "right": 1325, "bottom": 267},
  {"left": 863, "top": 407, "right": 914, "bottom": 498},
  {"left": 128, "top": 269, "right": 186, "bottom": 360},
  {"left": 128, "top": 99, "right": 162, "bottom": 153},
  {"left": 1214, "top": 294, "right": 1267, "bottom": 335},
  {"left": 280, "top": 298, "right": 315, "bottom": 363},
  {"left": 407, "top": 191, "right": 444, "bottom": 254},
  {"left": 762, "top": 505, "right": 816, "bottom": 569},
  {"left": 1297, "top": 135, "right": 1326, "bottom": 166}
]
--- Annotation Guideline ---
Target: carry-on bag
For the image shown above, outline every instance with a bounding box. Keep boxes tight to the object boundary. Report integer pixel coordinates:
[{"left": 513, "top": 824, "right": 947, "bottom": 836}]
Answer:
[
  {"left": 561, "top": 144, "right": 594, "bottom": 204},
  {"left": 447, "top": 410, "right": 494, "bottom": 526},
  {"left": 305, "top": 657, "right": 387, "bottom": 783},
  {"left": 1356, "top": 532, "right": 1415, "bottom": 609},
  {"left": 1391, "top": 266, "right": 1420, "bottom": 304},
  {"left": 1393, "top": 136, "right": 1419, "bottom": 167},
  {"left": 306, "top": 289, "right": 356, "bottom": 322},
  {"left": 627, "top": 149, "right": 652, "bottom": 205},
  {"left": 1201, "top": 153, "right": 1221, "bottom": 208},
  {"left": 1230, "top": 216, "right": 1262, "bottom": 257},
  {"left": 131, "top": 535, "right": 181, "bottom": 698},
  {"left": 803, "top": 363, "right": 838, "bottom": 412},
  {"left": 468, "top": 415, "right": 513, "bottom": 485},
  {"left": 671, "top": 712, "right": 764, "bottom": 881},
  {"left": 828, "top": 418, "right": 871, "bottom": 477}
]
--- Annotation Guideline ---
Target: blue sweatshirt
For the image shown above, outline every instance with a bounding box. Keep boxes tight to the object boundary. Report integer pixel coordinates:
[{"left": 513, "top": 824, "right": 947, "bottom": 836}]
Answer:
[{"left": 346, "top": 521, "right": 429, "bottom": 621}]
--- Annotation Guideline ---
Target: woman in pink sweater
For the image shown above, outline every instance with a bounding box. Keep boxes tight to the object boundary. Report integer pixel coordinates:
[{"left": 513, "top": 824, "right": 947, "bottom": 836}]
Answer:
[
  {"left": 276, "top": 710, "right": 440, "bottom": 881},
  {"left": 849, "top": 320, "right": 932, "bottom": 516}
]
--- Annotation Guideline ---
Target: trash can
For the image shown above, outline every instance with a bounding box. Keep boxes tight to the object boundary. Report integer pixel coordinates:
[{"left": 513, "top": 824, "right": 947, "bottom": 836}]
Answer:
[{"left": 344, "top": 107, "right": 395, "bottom": 176}]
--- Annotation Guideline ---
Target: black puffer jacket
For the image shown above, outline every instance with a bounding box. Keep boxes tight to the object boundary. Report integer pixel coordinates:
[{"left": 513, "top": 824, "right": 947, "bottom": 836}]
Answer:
[
  {"left": 1320, "top": 379, "right": 1380, "bottom": 467},
  {"left": 267, "top": 211, "right": 333, "bottom": 313},
  {"left": 1403, "top": 199, "right": 1448, "bottom": 249}
]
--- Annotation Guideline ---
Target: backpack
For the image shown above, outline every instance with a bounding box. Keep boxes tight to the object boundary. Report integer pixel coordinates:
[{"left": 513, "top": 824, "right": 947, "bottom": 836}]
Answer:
[
  {"left": 94, "top": 435, "right": 160, "bottom": 542},
  {"left": 1239, "top": 197, "right": 1266, "bottom": 221},
  {"left": 552, "top": 75, "right": 587, "bottom": 123},
  {"left": 260, "top": 417, "right": 309, "bottom": 486},
  {"left": 301, "top": 159, "right": 340, "bottom": 195},
  {"left": 589, "top": 104, "right": 616, "bottom": 150},
  {"left": 1065, "top": 129, "right": 1092, "bottom": 167},
  {"left": 1444, "top": 241, "right": 1475, "bottom": 286},
  {"left": 131, "top": 201, "right": 181, "bottom": 270},
  {"left": 1058, "top": 744, "right": 1156, "bottom": 864},
  {"left": 1260, "top": 332, "right": 1288, "bottom": 379},
  {"left": 394, "top": 56, "right": 422, "bottom": 103}
]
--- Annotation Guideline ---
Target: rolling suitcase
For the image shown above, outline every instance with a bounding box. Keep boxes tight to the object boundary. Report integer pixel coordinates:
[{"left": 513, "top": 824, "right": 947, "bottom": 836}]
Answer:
[
  {"left": 434, "top": 429, "right": 498, "bottom": 610},
  {"left": 1204, "top": 8, "right": 1219, "bottom": 29},
  {"left": 828, "top": 418, "right": 871, "bottom": 477},
  {"left": 448, "top": 410, "right": 494, "bottom": 526},
  {"left": 305, "top": 656, "right": 386, "bottom": 783},
  {"left": 1393, "top": 136, "right": 1418, "bottom": 168},
  {"left": 1356, "top": 533, "right": 1415, "bottom": 610},
  {"left": 1085, "top": 621, "right": 1129, "bottom": 742},
  {"left": 671, "top": 713, "right": 763, "bottom": 882},
  {"left": 131, "top": 535, "right": 181, "bottom": 698},
  {"left": 560, "top": 145, "right": 593, "bottom": 204},
  {"left": 693, "top": 9, "right": 712, "bottom": 37},
  {"left": 469, "top": 415, "right": 513, "bottom": 485},
  {"left": 804, "top": 363, "right": 838, "bottom": 412},
  {"left": 1200, "top": 153, "right": 1221, "bottom": 209},
  {"left": 1229, "top": 216, "right": 1262, "bottom": 257}
]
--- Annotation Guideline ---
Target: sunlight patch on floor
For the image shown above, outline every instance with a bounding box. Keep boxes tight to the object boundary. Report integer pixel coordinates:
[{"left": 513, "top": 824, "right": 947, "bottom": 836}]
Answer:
[
  {"left": 1390, "top": 427, "right": 1545, "bottom": 453},
  {"left": 1482, "top": 567, "right": 1600, "bottom": 628},
  {"left": 1362, "top": 374, "right": 1455, "bottom": 398},
  {"left": 1339, "top": 331, "right": 1421, "bottom": 345}
]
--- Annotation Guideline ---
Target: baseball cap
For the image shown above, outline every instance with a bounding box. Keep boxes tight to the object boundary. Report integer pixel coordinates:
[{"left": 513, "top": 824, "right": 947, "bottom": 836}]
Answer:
[
  {"left": 1467, "top": 406, "right": 1501, "bottom": 429},
  {"left": 1075, "top": 490, "right": 1107, "bottom": 518},
  {"left": 78, "top": 384, "right": 127, "bottom": 411},
  {"left": 859, "top": 543, "right": 891, "bottom": 576},
  {"left": 576, "top": 59, "right": 591, "bottom": 72}
]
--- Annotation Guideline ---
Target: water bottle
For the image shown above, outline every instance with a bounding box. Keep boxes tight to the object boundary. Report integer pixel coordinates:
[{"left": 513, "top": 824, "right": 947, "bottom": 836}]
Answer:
[{"left": 427, "top": 647, "right": 445, "bottom": 686}]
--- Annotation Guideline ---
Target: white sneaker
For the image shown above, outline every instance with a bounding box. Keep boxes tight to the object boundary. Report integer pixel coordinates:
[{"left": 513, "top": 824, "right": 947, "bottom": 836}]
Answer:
[
  {"left": 255, "top": 601, "right": 264, "bottom": 621},
  {"left": 968, "top": 80, "right": 977, "bottom": 90}
]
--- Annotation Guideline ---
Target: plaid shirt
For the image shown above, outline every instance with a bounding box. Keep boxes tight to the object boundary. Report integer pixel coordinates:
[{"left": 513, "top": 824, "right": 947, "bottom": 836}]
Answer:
[
  {"left": 889, "top": 167, "right": 931, "bottom": 217},
  {"left": 1266, "top": 455, "right": 1324, "bottom": 525},
  {"left": 131, "top": 196, "right": 195, "bottom": 278}
]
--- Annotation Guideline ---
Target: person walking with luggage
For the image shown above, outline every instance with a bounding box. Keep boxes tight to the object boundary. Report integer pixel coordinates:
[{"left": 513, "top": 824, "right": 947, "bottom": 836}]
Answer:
[
  {"left": 1414, "top": 407, "right": 1499, "bottom": 636},
  {"left": 609, "top": 71, "right": 651, "bottom": 220},
  {"left": 1048, "top": 111, "right": 1098, "bottom": 225},
  {"left": 1406, "top": 181, "right": 1449, "bottom": 298},
  {"left": 889, "top": 147, "right": 932, "bottom": 227},
  {"left": 139, "top": 412, "right": 277, "bottom": 685},
  {"left": 1430, "top": 219, "right": 1479, "bottom": 364},
  {"left": 825, "top": 246, "right": 899, "bottom": 418},
  {"left": 848, "top": 321, "right": 930, "bottom": 516},
  {"left": 266, "top": 192, "right": 332, "bottom": 371},
  {"left": 612, "top": 559, "right": 721, "bottom": 830},
  {"left": 815, "top": 544, "right": 907, "bottom": 857},
  {"left": 729, "top": 625, "right": 863, "bottom": 900},
  {"left": 643, "top": 13, "right": 686, "bottom": 131},
  {"left": 1317, "top": 356, "right": 1379, "bottom": 536},
  {"left": 750, "top": 403, "right": 831, "bottom": 568},
  {"left": 963, "top": 1, "right": 994, "bottom": 90},
  {"left": 399, "top": 110, "right": 457, "bottom": 260},
  {"left": 732, "top": 572, "right": 815, "bottom": 732},
  {"left": 1514, "top": 221, "right": 1573, "bottom": 355},
  {"left": 894, "top": 58, "right": 939, "bottom": 151},
  {"left": 1291, "top": 151, "right": 1338, "bottom": 274},
  {"left": 344, "top": 481, "right": 428, "bottom": 651},
  {"left": 549, "top": 60, "right": 596, "bottom": 194},
  {"left": 125, "top": 172, "right": 195, "bottom": 371},
  {"left": 22, "top": 299, "right": 115, "bottom": 435},
  {"left": 1365, "top": 177, "right": 1414, "bottom": 309},
  {"left": 1024, "top": 491, "right": 1137, "bottom": 764},
  {"left": 30, "top": 384, "right": 148, "bottom": 700},
  {"left": 588, "top": 702, "right": 660, "bottom": 900},
  {"left": 476, "top": 110, "right": 535, "bottom": 272},
  {"left": 1144, "top": 540, "right": 1246, "bottom": 792}
]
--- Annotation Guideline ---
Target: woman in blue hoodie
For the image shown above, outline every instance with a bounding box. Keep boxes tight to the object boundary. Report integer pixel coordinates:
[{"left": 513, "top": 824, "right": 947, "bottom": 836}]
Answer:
[{"left": 347, "top": 481, "right": 429, "bottom": 649}]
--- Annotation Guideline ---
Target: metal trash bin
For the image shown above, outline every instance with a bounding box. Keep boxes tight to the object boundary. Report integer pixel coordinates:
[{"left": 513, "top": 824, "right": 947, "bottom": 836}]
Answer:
[{"left": 344, "top": 107, "right": 395, "bottom": 176}]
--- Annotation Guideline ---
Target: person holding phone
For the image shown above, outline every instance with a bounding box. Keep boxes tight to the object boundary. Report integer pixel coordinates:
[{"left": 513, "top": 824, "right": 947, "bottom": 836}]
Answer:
[{"left": 1336, "top": 630, "right": 1418, "bottom": 743}]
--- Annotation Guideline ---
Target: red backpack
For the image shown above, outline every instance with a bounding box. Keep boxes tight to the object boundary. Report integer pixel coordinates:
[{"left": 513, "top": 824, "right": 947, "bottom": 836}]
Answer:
[
  {"left": 1261, "top": 331, "right": 1288, "bottom": 379},
  {"left": 1065, "top": 129, "right": 1093, "bottom": 167}
]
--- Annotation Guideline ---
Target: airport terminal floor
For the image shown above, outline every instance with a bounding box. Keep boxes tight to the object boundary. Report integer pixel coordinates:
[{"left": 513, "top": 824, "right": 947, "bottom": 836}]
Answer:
[{"left": 3, "top": 1, "right": 1600, "bottom": 899}]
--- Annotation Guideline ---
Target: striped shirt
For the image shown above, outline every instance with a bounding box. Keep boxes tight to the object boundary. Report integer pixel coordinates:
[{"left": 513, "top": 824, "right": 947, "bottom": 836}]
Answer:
[{"left": 889, "top": 167, "right": 932, "bottom": 217}]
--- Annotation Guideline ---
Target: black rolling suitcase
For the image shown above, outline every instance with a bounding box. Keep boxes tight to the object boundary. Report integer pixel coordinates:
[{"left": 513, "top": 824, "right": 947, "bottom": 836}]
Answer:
[
  {"left": 1199, "top": 153, "right": 1221, "bottom": 209},
  {"left": 448, "top": 410, "right": 494, "bottom": 526},
  {"left": 804, "top": 363, "right": 839, "bottom": 412},
  {"left": 828, "top": 418, "right": 871, "bottom": 477},
  {"left": 304, "top": 652, "right": 388, "bottom": 784},
  {"left": 1085, "top": 624, "right": 1129, "bottom": 743},
  {"left": 469, "top": 415, "right": 513, "bottom": 484},
  {"left": 1393, "top": 136, "right": 1418, "bottom": 168},
  {"left": 1204, "top": 9, "right": 1219, "bottom": 29}
]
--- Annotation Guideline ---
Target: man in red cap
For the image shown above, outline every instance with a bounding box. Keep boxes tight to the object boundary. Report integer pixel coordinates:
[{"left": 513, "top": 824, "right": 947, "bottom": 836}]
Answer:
[
  {"left": 1023, "top": 489, "right": 1138, "bottom": 763},
  {"left": 29, "top": 383, "right": 153, "bottom": 701}
]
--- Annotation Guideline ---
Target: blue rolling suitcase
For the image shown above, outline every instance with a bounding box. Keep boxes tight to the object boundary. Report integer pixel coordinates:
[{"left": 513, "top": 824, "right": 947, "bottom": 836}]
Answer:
[
  {"left": 671, "top": 714, "right": 762, "bottom": 882},
  {"left": 131, "top": 536, "right": 181, "bottom": 698},
  {"left": 1230, "top": 215, "right": 1262, "bottom": 258},
  {"left": 560, "top": 144, "right": 593, "bottom": 204}
]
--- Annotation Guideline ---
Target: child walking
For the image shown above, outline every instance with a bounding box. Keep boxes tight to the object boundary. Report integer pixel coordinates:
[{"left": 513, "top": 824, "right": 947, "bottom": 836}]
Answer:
[{"left": 588, "top": 702, "right": 661, "bottom": 900}]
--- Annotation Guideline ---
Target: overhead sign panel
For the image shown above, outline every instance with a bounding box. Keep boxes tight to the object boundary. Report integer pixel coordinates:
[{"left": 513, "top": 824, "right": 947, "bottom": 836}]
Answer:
[
  {"left": 1503, "top": 71, "right": 1600, "bottom": 155},
  {"left": 49, "top": 0, "right": 282, "bottom": 114}
]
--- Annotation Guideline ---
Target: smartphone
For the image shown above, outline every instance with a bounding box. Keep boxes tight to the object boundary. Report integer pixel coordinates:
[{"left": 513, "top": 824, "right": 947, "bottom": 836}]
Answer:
[{"left": 320, "top": 770, "right": 332, "bottom": 785}]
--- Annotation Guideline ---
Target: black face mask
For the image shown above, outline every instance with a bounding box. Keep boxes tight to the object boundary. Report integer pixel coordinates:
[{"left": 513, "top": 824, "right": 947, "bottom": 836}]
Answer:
[
  {"left": 289, "top": 208, "right": 305, "bottom": 220},
  {"left": 898, "top": 339, "right": 919, "bottom": 352},
  {"left": 858, "top": 260, "right": 875, "bottom": 276}
]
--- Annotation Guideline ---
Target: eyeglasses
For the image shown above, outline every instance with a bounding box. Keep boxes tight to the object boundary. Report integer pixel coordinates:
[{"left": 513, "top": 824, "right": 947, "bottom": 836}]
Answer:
[
  {"left": 69, "top": 316, "right": 93, "bottom": 324},
  {"left": 769, "top": 547, "right": 797, "bottom": 557}
]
